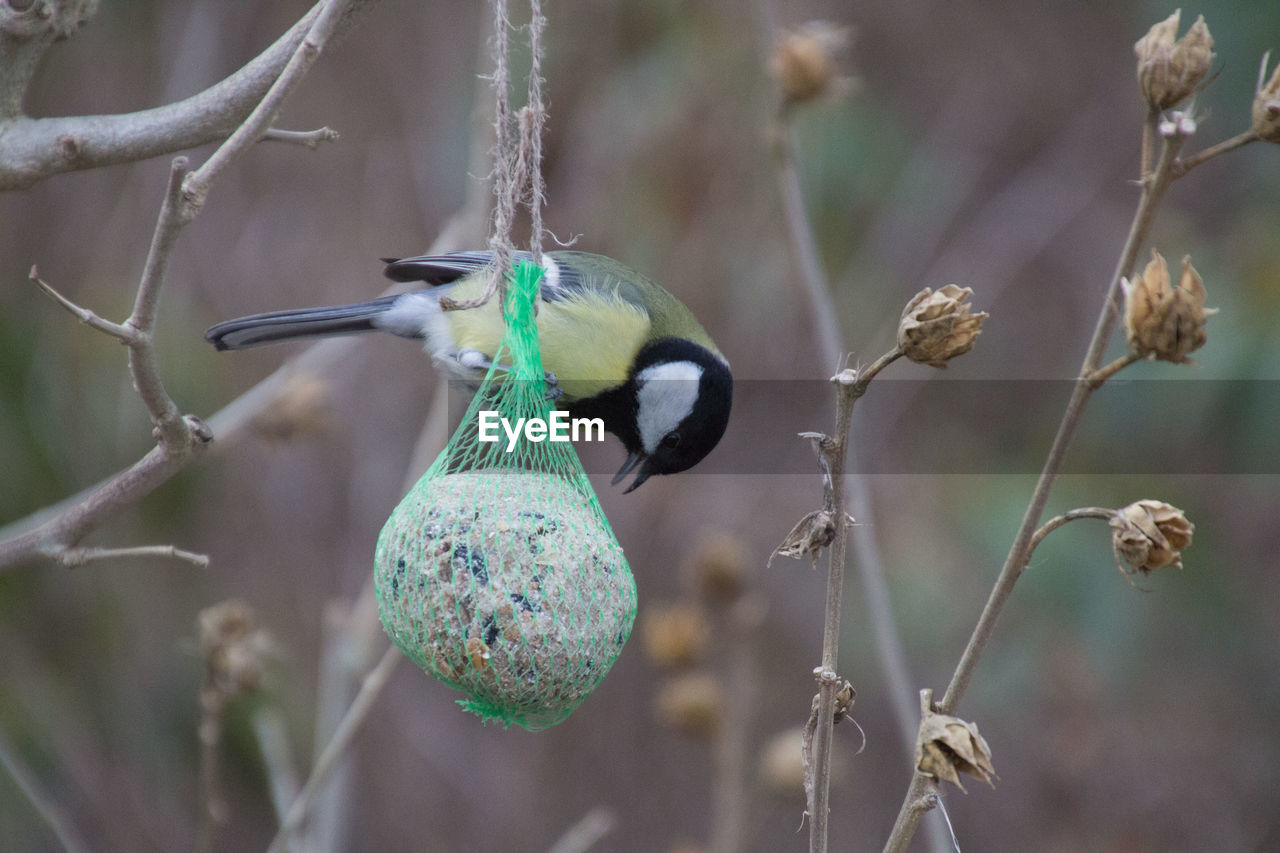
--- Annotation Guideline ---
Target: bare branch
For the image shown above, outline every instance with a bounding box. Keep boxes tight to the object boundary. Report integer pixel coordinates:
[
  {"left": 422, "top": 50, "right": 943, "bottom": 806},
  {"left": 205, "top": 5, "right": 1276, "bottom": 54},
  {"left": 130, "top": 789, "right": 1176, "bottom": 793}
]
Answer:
[
  {"left": 29, "top": 265, "right": 136, "bottom": 343},
  {"left": 261, "top": 126, "right": 341, "bottom": 149},
  {"left": 0, "top": 442, "right": 198, "bottom": 571},
  {"left": 128, "top": 157, "right": 197, "bottom": 446},
  {"left": 252, "top": 708, "right": 302, "bottom": 827},
  {"left": 935, "top": 126, "right": 1188, "bottom": 719},
  {"left": 0, "top": 0, "right": 370, "bottom": 573},
  {"left": 883, "top": 92, "right": 1205, "bottom": 853},
  {"left": 0, "top": 725, "right": 92, "bottom": 853},
  {"left": 0, "top": 0, "right": 381, "bottom": 191},
  {"left": 1174, "top": 129, "right": 1260, "bottom": 177},
  {"left": 184, "top": 0, "right": 356, "bottom": 210},
  {"left": 0, "top": 1, "right": 98, "bottom": 120},
  {"left": 756, "top": 10, "right": 925, "bottom": 852},
  {"left": 546, "top": 807, "right": 617, "bottom": 853},
  {"left": 1086, "top": 352, "right": 1142, "bottom": 388},
  {"left": 267, "top": 646, "right": 401, "bottom": 853},
  {"left": 51, "top": 544, "right": 209, "bottom": 568}
]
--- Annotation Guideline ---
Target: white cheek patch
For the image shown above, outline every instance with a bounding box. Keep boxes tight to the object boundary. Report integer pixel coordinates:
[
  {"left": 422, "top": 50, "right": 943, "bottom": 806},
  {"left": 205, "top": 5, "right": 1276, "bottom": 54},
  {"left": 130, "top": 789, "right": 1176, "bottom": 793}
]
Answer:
[{"left": 636, "top": 360, "right": 704, "bottom": 454}]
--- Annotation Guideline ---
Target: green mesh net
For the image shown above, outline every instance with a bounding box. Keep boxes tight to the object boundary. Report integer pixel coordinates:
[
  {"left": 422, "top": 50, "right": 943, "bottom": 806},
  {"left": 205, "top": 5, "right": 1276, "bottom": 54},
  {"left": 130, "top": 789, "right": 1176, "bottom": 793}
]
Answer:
[{"left": 373, "top": 261, "right": 637, "bottom": 730}]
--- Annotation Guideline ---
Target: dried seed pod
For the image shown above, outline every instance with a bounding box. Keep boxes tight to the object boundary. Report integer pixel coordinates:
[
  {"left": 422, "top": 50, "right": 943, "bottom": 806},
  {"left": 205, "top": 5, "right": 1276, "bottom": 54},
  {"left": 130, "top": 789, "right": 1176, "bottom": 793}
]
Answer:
[
  {"left": 915, "top": 708, "right": 996, "bottom": 793},
  {"left": 655, "top": 672, "right": 723, "bottom": 737},
  {"left": 759, "top": 726, "right": 807, "bottom": 796},
  {"left": 1134, "top": 11, "right": 1214, "bottom": 110},
  {"left": 641, "top": 602, "right": 712, "bottom": 669},
  {"left": 897, "top": 285, "right": 988, "bottom": 369},
  {"left": 1110, "top": 500, "right": 1194, "bottom": 576},
  {"left": 685, "top": 529, "right": 750, "bottom": 603},
  {"left": 1252, "top": 55, "right": 1280, "bottom": 143},
  {"left": 199, "top": 599, "right": 275, "bottom": 698},
  {"left": 772, "top": 22, "right": 851, "bottom": 106},
  {"left": 249, "top": 374, "right": 330, "bottom": 445},
  {"left": 1122, "top": 251, "right": 1217, "bottom": 363}
]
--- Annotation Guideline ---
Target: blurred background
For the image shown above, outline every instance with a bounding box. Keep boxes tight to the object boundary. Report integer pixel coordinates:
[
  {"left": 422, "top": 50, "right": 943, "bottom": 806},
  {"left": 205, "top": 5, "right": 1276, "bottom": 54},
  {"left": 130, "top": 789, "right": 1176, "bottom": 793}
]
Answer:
[{"left": 2, "top": 0, "right": 1279, "bottom": 850}]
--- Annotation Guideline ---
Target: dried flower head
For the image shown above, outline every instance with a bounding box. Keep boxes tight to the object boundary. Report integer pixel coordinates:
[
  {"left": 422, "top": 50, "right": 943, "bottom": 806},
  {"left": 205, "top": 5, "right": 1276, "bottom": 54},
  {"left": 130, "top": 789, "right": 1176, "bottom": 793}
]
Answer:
[
  {"left": 772, "top": 22, "right": 852, "bottom": 107},
  {"left": 249, "top": 373, "right": 331, "bottom": 445},
  {"left": 685, "top": 529, "right": 750, "bottom": 602},
  {"left": 1134, "top": 10, "right": 1214, "bottom": 110},
  {"left": 1252, "top": 54, "right": 1280, "bottom": 143},
  {"left": 199, "top": 599, "right": 275, "bottom": 698},
  {"left": 1110, "top": 500, "right": 1194, "bottom": 576},
  {"left": 641, "top": 602, "right": 711, "bottom": 669},
  {"left": 1122, "top": 250, "right": 1217, "bottom": 363},
  {"left": 759, "top": 726, "right": 807, "bottom": 795},
  {"left": 915, "top": 708, "right": 996, "bottom": 793},
  {"left": 897, "top": 284, "right": 988, "bottom": 369},
  {"left": 655, "top": 672, "right": 723, "bottom": 737},
  {"left": 769, "top": 509, "right": 842, "bottom": 568}
]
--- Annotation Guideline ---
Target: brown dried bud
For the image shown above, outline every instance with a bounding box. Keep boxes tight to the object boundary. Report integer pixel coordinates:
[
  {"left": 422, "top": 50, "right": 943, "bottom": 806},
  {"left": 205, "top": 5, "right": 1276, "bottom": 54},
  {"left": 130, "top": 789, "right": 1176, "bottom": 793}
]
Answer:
[
  {"left": 655, "top": 673, "right": 723, "bottom": 737},
  {"left": 915, "top": 708, "right": 996, "bottom": 792},
  {"left": 1122, "top": 250, "right": 1217, "bottom": 363},
  {"left": 685, "top": 529, "right": 750, "bottom": 602},
  {"left": 199, "top": 599, "right": 276, "bottom": 698},
  {"left": 772, "top": 22, "right": 850, "bottom": 106},
  {"left": 1252, "top": 54, "right": 1280, "bottom": 143},
  {"left": 1134, "top": 11, "right": 1214, "bottom": 110},
  {"left": 249, "top": 373, "right": 331, "bottom": 445},
  {"left": 897, "top": 284, "right": 988, "bottom": 369},
  {"left": 641, "top": 602, "right": 711, "bottom": 669},
  {"left": 759, "top": 726, "right": 807, "bottom": 795},
  {"left": 1110, "top": 500, "right": 1194, "bottom": 576}
]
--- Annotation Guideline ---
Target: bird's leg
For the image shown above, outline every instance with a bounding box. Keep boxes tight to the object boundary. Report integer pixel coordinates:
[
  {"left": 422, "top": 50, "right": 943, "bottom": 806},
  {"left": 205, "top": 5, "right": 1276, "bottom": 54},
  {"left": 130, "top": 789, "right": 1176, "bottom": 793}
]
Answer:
[{"left": 454, "top": 350, "right": 561, "bottom": 399}]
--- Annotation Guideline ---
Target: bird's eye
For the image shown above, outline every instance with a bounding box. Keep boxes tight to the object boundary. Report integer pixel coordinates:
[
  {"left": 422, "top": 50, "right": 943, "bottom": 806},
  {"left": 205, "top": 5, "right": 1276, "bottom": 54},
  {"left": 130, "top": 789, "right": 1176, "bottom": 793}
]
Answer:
[{"left": 660, "top": 432, "right": 681, "bottom": 449}]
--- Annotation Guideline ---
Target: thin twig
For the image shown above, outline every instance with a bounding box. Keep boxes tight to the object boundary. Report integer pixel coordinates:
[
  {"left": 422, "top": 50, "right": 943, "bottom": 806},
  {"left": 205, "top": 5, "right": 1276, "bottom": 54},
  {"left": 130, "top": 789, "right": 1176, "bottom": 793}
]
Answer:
[
  {"left": 195, "top": 688, "right": 227, "bottom": 853},
  {"left": 183, "top": 0, "right": 356, "bottom": 209},
  {"left": 1140, "top": 105, "right": 1158, "bottom": 182},
  {"left": 755, "top": 10, "right": 928, "bottom": 847},
  {"left": 128, "top": 157, "right": 198, "bottom": 446},
  {"left": 770, "top": 122, "right": 844, "bottom": 366},
  {"left": 29, "top": 267, "right": 136, "bottom": 342},
  {"left": 710, "top": 597, "right": 764, "bottom": 853},
  {"left": 267, "top": 645, "right": 401, "bottom": 853},
  {"left": 0, "top": 727, "right": 92, "bottom": 853},
  {"left": 261, "top": 127, "right": 341, "bottom": 149},
  {"left": 50, "top": 544, "right": 209, "bottom": 568},
  {"left": 936, "top": 120, "right": 1186, "bottom": 717},
  {"left": 1028, "top": 508, "right": 1114, "bottom": 552},
  {"left": 883, "top": 122, "right": 1194, "bottom": 853},
  {"left": 1173, "top": 129, "right": 1259, "bottom": 177},
  {"left": 0, "top": 2, "right": 381, "bottom": 191},
  {"left": 1085, "top": 352, "right": 1141, "bottom": 388},
  {"left": 252, "top": 708, "right": 302, "bottom": 827},
  {"left": 545, "top": 806, "right": 618, "bottom": 853},
  {"left": 807, "top": 349, "right": 900, "bottom": 852},
  {"left": 0, "top": 0, "right": 362, "bottom": 573},
  {"left": 304, "top": 598, "right": 381, "bottom": 852}
]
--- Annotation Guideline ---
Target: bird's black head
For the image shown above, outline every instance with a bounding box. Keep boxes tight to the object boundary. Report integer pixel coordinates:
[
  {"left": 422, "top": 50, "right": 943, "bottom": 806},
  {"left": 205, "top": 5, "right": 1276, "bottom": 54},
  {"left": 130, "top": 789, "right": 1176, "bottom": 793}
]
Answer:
[{"left": 605, "top": 338, "right": 732, "bottom": 493}]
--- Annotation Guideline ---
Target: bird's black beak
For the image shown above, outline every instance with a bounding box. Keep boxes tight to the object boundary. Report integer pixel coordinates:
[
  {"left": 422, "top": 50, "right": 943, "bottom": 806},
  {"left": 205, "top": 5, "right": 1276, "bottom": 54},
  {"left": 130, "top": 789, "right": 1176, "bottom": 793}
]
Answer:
[{"left": 611, "top": 451, "right": 651, "bottom": 493}]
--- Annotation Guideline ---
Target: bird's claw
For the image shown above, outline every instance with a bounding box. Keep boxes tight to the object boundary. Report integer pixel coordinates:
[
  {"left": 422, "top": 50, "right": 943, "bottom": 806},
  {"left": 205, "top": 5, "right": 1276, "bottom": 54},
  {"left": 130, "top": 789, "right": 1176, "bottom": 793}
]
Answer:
[{"left": 543, "top": 371, "right": 562, "bottom": 401}]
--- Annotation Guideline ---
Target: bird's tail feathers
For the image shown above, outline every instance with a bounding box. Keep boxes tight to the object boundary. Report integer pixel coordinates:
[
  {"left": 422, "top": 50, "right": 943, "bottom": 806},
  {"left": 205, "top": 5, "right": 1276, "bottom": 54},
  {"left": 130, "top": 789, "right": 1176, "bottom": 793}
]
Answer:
[{"left": 204, "top": 296, "right": 401, "bottom": 351}]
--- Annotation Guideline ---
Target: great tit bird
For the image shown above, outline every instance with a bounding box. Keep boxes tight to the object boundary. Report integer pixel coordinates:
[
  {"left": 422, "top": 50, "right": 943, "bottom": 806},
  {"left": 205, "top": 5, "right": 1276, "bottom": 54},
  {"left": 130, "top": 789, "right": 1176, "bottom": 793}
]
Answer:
[{"left": 205, "top": 250, "right": 732, "bottom": 492}]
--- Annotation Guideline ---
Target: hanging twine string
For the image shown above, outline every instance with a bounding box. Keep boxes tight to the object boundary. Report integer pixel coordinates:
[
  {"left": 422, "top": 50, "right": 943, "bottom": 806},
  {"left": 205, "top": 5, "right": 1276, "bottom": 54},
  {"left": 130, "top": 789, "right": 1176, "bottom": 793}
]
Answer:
[
  {"left": 441, "top": 0, "right": 547, "bottom": 313},
  {"left": 523, "top": 0, "right": 547, "bottom": 260}
]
